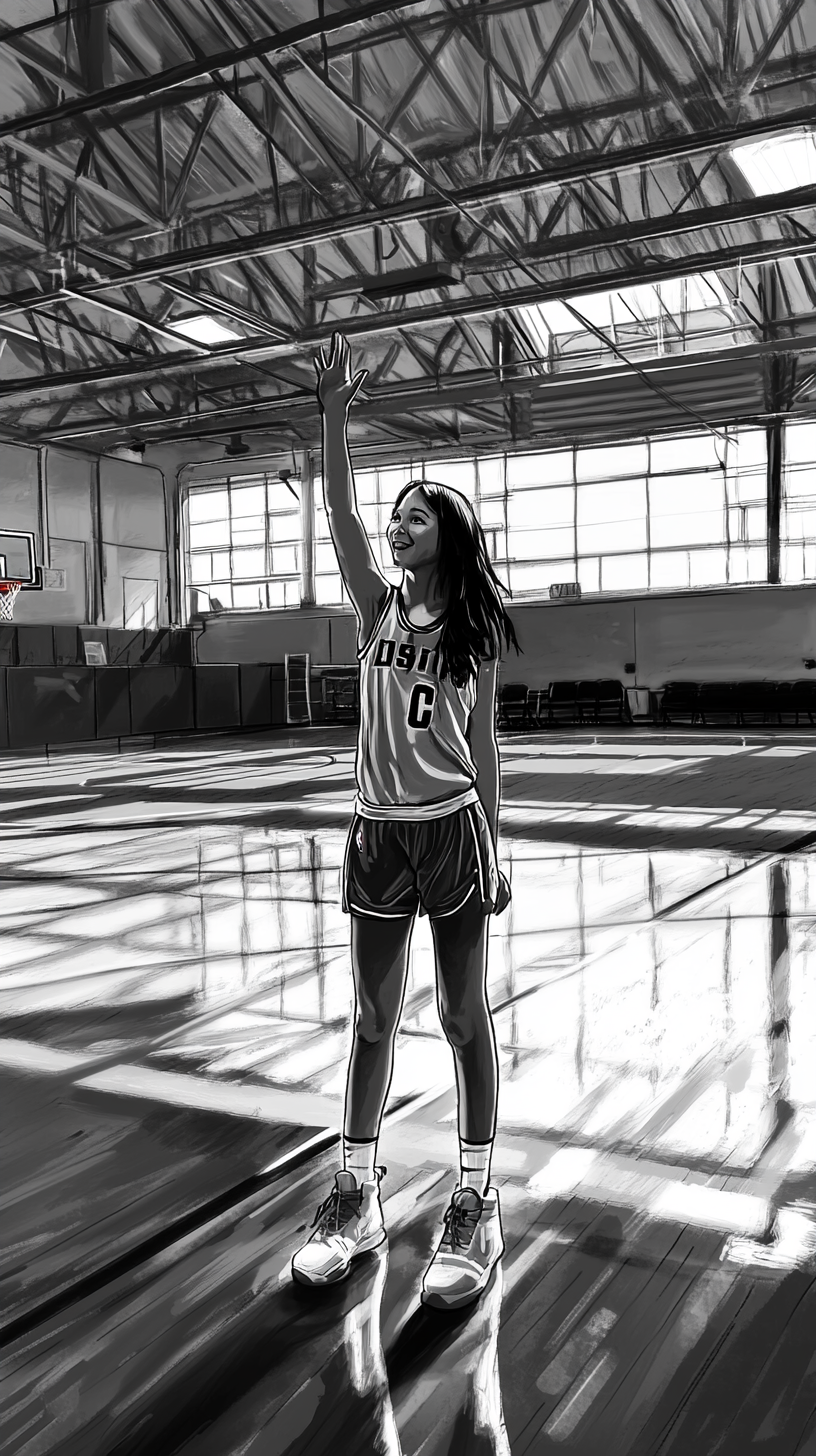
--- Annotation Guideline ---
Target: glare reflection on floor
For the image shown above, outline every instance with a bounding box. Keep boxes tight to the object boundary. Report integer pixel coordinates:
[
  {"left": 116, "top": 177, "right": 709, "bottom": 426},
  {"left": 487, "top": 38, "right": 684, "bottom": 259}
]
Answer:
[
  {"left": 3, "top": 729, "right": 816, "bottom": 1215},
  {"left": 0, "top": 822, "right": 792, "bottom": 1173}
]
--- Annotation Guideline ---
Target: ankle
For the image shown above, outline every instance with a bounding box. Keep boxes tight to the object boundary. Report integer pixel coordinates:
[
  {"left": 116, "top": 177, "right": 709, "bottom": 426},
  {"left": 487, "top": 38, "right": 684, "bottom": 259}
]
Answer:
[
  {"left": 459, "top": 1137, "right": 493, "bottom": 1196},
  {"left": 343, "top": 1135, "right": 379, "bottom": 1186}
]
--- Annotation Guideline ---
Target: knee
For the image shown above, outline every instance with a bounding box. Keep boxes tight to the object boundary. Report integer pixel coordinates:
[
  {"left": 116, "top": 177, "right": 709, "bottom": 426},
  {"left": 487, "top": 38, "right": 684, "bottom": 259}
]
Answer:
[
  {"left": 354, "top": 999, "right": 397, "bottom": 1046},
  {"left": 438, "top": 995, "right": 483, "bottom": 1049}
]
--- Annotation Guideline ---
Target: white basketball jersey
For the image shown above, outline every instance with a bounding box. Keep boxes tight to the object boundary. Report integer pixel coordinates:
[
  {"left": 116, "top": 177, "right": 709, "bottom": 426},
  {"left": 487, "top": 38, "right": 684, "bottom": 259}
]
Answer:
[{"left": 355, "top": 587, "right": 480, "bottom": 820}]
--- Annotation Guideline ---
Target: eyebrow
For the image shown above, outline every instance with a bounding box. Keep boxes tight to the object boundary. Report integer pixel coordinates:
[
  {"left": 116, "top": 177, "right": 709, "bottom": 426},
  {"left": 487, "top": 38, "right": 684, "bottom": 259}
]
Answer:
[{"left": 393, "top": 505, "right": 429, "bottom": 518}]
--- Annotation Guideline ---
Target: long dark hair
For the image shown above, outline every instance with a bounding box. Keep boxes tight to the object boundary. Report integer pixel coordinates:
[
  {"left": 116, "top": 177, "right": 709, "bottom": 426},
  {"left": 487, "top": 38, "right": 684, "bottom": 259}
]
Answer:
[{"left": 394, "top": 479, "right": 520, "bottom": 686}]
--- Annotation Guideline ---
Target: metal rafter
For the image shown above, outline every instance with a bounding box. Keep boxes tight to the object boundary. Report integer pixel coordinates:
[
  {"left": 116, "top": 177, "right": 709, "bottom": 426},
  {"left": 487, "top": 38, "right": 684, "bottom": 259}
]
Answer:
[
  {"left": 0, "top": 0, "right": 441, "bottom": 140},
  {"left": 9, "top": 34, "right": 812, "bottom": 186},
  {"left": 3, "top": 1, "right": 816, "bottom": 450},
  {"left": 3, "top": 33, "right": 86, "bottom": 95},
  {"left": 3, "top": 46, "right": 815, "bottom": 277},
  {"left": 31, "top": 325, "right": 811, "bottom": 447},
  {"left": 487, "top": 0, "right": 593, "bottom": 178},
  {"left": 3, "top": 91, "right": 816, "bottom": 323},
  {"left": 9, "top": 200, "right": 816, "bottom": 410},
  {"left": 167, "top": 95, "right": 220, "bottom": 220},
  {"left": 6, "top": 138, "right": 155, "bottom": 225},
  {"left": 741, "top": 0, "right": 809, "bottom": 95}
]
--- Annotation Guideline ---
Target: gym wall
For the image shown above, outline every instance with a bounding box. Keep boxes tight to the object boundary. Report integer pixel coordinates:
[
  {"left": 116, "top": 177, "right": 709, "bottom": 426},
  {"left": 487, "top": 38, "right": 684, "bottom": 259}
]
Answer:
[{"left": 0, "top": 442, "right": 169, "bottom": 628}]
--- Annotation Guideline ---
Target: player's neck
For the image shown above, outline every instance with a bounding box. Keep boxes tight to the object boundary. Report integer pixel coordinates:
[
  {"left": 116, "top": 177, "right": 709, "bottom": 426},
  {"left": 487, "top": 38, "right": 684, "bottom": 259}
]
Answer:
[{"left": 400, "top": 566, "right": 447, "bottom": 624}]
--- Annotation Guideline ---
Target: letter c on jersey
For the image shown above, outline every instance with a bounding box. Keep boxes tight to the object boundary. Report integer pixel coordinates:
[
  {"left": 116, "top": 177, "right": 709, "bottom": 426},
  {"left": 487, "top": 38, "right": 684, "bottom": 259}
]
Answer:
[{"left": 408, "top": 682, "right": 436, "bottom": 728}]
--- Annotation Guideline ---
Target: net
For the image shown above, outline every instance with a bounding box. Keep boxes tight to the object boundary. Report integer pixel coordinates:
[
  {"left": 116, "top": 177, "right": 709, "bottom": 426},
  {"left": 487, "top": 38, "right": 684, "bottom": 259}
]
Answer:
[{"left": 0, "top": 582, "right": 21, "bottom": 622}]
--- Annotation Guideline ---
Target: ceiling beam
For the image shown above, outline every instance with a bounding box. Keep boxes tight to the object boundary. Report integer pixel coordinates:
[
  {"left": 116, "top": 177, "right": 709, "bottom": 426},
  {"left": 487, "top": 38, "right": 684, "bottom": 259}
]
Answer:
[
  {"left": 36, "top": 327, "right": 815, "bottom": 445},
  {"left": 463, "top": 183, "right": 816, "bottom": 273},
  {"left": 2, "top": 97, "right": 816, "bottom": 319},
  {"left": 487, "top": 0, "right": 592, "bottom": 177},
  {"left": 166, "top": 95, "right": 221, "bottom": 221},
  {"left": 9, "top": 201, "right": 816, "bottom": 404},
  {"left": 55, "top": 289, "right": 212, "bottom": 352},
  {"left": 11, "top": 38, "right": 811, "bottom": 170},
  {"left": 2, "top": 33, "right": 86, "bottom": 95}
]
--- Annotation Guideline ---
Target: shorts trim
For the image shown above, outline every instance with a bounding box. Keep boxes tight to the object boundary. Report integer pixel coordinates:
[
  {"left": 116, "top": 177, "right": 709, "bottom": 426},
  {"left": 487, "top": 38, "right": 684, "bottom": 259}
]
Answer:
[
  {"left": 341, "top": 815, "right": 358, "bottom": 916},
  {"left": 347, "top": 900, "right": 416, "bottom": 919},
  {"left": 429, "top": 882, "right": 476, "bottom": 920},
  {"left": 355, "top": 785, "right": 479, "bottom": 822}
]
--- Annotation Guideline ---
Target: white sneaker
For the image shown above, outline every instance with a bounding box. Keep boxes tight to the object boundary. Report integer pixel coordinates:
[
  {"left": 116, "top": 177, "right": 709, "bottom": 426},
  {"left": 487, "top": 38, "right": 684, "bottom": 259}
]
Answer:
[
  {"left": 421, "top": 1186, "right": 504, "bottom": 1310},
  {"left": 292, "top": 1168, "right": 386, "bottom": 1286}
]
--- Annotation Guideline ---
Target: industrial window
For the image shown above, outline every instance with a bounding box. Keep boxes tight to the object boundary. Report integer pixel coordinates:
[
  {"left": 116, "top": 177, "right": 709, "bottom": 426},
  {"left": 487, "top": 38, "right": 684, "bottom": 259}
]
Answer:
[
  {"left": 503, "top": 427, "right": 766, "bottom": 598},
  {"left": 782, "top": 420, "right": 816, "bottom": 583},
  {"left": 314, "top": 426, "right": 767, "bottom": 607},
  {"left": 184, "top": 474, "right": 302, "bottom": 615}
]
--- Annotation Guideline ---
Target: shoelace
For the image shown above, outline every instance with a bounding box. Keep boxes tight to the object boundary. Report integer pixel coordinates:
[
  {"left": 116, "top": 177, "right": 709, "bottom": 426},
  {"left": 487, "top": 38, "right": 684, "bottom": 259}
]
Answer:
[
  {"left": 441, "top": 1197, "right": 482, "bottom": 1252},
  {"left": 311, "top": 1186, "right": 362, "bottom": 1235}
]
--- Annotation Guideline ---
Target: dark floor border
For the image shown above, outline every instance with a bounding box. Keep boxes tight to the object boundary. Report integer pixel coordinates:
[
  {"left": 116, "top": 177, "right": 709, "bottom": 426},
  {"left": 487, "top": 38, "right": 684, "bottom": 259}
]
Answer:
[{"left": 0, "top": 1125, "right": 338, "bottom": 1351}]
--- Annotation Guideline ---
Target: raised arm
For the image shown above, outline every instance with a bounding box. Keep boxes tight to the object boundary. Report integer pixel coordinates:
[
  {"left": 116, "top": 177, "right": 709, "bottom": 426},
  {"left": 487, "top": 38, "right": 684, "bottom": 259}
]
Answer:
[{"left": 316, "top": 333, "right": 388, "bottom": 638}]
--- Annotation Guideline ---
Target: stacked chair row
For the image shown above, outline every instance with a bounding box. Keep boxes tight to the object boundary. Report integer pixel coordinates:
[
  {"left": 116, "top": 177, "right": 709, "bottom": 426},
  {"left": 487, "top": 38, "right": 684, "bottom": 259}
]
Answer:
[
  {"left": 661, "top": 681, "right": 816, "bottom": 727},
  {"left": 498, "top": 680, "right": 630, "bottom": 729}
]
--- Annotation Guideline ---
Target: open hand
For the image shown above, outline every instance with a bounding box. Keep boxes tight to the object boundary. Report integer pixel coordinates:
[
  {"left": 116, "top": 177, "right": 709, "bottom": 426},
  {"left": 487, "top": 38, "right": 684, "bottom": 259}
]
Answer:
[
  {"left": 483, "top": 871, "right": 511, "bottom": 917},
  {"left": 315, "top": 332, "right": 367, "bottom": 414},
  {"left": 493, "top": 871, "right": 512, "bottom": 915}
]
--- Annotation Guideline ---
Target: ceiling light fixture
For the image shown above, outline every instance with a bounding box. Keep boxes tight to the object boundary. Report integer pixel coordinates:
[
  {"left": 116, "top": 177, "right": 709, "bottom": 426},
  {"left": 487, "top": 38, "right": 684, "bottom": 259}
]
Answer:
[
  {"left": 731, "top": 129, "right": 816, "bottom": 195},
  {"left": 312, "top": 261, "right": 463, "bottom": 301},
  {"left": 167, "top": 313, "right": 242, "bottom": 345},
  {"left": 225, "top": 434, "right": 251, "bottom": 456}
]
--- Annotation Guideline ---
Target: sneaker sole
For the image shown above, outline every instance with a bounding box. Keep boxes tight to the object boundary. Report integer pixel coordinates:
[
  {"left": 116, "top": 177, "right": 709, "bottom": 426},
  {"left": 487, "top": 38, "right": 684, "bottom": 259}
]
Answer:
[
  {"left": 421, "top": 1281, "right": 487, "bottom": 1310},
  {"left": 421, "top": 1248, "right": 504, "bottom": 1309},
  {"left": 291, "top": 1228, "right": 386, "bottom": 1287}
]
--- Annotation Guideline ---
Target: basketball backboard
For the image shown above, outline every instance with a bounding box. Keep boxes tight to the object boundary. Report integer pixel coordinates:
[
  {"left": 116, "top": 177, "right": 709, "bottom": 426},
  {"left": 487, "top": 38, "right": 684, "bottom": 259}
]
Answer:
[{"left": 0, "top": 531, "right": 43, "bottom": 589}]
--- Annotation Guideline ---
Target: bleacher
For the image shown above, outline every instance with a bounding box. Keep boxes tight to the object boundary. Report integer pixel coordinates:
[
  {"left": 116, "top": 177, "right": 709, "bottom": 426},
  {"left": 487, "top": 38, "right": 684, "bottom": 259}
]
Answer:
[
  {"left": 497, "top": 680, "right": 816, "bottom": 729},
  {"left": 498, "top": 680, "right": 631, "bottom": 729}
]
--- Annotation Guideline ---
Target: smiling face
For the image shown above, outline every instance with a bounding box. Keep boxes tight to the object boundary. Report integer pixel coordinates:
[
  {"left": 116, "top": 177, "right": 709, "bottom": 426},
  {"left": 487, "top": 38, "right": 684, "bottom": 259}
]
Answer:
[{"left": 387, "top": 486, "right": 440, "bottom": 570}]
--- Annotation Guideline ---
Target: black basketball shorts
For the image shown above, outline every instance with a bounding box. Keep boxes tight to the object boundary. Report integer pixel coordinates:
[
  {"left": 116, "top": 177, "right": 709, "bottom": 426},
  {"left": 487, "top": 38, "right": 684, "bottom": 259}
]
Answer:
[{"left": 343, "top": 802, "right": 499, "bottom": 920}]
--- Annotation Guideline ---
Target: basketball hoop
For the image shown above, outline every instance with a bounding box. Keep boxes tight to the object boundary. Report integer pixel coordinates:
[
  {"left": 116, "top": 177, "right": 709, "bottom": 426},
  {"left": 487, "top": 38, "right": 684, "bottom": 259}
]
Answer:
[{"left": 0, "top": 582, "right": 22, "bottom": 622}]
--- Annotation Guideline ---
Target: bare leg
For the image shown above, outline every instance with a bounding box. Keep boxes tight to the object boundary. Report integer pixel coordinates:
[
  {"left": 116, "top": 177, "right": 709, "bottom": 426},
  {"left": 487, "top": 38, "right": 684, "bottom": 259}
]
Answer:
[
  {"left": 431, "top": 895, "right": 498, "bottom": 1143},
  {"left": 344, "top": 913, "right": 414, "bottom": 1141}
]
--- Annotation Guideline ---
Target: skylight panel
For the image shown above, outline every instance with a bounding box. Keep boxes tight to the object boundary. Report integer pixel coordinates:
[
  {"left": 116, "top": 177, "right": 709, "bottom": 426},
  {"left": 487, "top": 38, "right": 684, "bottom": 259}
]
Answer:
[
  {"left": 731, "top": 130, "right": 816, "bottom": 195},
  {"left": 516, "top": 272, "right": 733, "bottom": 358},
  {"left": 167, "top": 314, "right": 241, "bottom": 345}
]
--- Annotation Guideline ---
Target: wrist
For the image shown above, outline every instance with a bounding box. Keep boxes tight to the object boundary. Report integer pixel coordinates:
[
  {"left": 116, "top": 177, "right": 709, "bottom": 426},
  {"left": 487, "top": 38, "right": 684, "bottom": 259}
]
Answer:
[{"left": 320, "top": 402, "right": 351, "bottom": 424}]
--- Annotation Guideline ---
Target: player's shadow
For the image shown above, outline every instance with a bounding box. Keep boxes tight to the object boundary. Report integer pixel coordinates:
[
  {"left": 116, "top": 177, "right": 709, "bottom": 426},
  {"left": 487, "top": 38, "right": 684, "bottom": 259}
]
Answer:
[
  {"left": 387, "top": 1265, "right": 511, "bottom": 1456},
  {"left": 387, "top": 1295, "right": 477, "bottom": 1379}
]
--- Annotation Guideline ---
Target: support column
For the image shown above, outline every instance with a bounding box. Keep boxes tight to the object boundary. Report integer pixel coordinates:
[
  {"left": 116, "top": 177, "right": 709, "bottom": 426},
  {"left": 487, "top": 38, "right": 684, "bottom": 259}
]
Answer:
[
  {"left": 37, "top": 446, "right": 50, "bottom": 569},
  {"left": 298, "top": 448, "right": 315, "bottom": 606},
  {"left": 89, "top": 455, "right": 105, "bottom": 624},
  {"left": 767, "top": 416, "right": 783, "bottom": 586},
  {"left": 759, "top": 263, "right": 795, "bottom": 587}
]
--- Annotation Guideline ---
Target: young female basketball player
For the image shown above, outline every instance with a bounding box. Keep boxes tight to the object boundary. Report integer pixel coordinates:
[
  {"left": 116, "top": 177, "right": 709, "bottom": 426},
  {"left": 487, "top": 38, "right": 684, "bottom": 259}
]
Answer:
[{"left": 292, "top": 333, "right": 518, "bottom": 1309}]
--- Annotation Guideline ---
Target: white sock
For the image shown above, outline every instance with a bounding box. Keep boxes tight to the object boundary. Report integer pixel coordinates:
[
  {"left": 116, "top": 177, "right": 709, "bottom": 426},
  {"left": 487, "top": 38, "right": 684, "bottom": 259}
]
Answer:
[
  {"left": 343, "top": 1136, "right": 378, "bottom": 1186},
  {"left": 460, "top": 1138, "right": 493, "bottom": 1196}
]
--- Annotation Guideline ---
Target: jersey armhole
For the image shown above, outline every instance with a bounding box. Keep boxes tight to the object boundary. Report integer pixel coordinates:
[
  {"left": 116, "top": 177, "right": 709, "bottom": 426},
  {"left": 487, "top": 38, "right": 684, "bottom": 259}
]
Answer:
[{"left": 357, "top": 586, "right": 394, "bottom": 661}]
